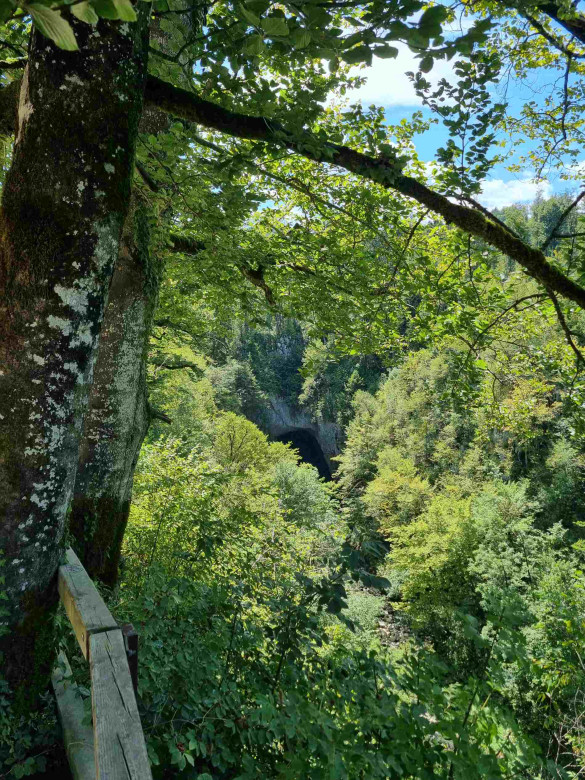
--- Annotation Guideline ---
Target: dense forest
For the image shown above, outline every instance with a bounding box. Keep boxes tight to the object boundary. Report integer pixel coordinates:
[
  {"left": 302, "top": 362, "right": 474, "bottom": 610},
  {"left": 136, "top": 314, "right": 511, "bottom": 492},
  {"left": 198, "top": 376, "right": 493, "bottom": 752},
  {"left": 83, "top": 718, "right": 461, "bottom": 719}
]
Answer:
[{"left": 3, "top": 0, "right": 585, "bottom": 776}]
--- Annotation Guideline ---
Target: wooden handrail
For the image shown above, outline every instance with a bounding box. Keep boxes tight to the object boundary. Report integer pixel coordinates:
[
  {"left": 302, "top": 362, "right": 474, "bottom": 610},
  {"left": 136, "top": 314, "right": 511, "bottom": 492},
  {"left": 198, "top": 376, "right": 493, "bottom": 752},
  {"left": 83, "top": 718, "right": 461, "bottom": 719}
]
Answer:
[{"left": 52, "top": 548, "right": 152, "bottom": 780}]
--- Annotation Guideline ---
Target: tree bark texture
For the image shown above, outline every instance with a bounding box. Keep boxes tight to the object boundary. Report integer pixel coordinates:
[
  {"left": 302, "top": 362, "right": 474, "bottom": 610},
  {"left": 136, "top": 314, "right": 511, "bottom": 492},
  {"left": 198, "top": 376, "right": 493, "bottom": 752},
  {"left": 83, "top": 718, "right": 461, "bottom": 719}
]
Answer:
[
  {"left": 0, "top": 14, "right": 148, "bottom": 703},
  {"left": 69, "top": 197, "right": 161, "bottom": 587},
  {"left": 68, "top": 16, "right": 195, "bottom": 588}
]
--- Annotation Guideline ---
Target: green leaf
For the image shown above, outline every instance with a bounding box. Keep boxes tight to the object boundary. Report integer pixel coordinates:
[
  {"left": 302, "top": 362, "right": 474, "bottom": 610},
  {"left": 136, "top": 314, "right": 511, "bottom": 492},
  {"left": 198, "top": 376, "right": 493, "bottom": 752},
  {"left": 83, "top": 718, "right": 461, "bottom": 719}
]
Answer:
[
  {"left": 247, "top": 0, "right": 269, "bottom": 13},
  {"left": 342, "top": 45, "right": 372, "bottom": 65},
  {"left": 27, "top": 4, "right": 78, "bottom": 49},
  {"left": 301, "top": 3, "right": 330, "bottom": 26},
  {"left": 243, "top": 33, "right": 265, "bottom": 55},
  {"left": 465, "top": 18, "right": 491, "bottom": 43},
  {"left": 291, "top": 28, "right": 311, "bottom": 49},
  {"left": 70, "top": 1, "right": 99, "bottom": 23},
  {"left": 418, "top": 4, "right": 447, "bottom": 37},
  {"left": 238, "top": 3, "right": 260, "bottom": 26},
  {"left": 0, "top": 0, "right": 14, "bottom": 24},
  {"left": 375, "top": 44, "right": 398, "bottom": 59},
  {"left": 112, "top": 0, "right": 136, "bottom": 20},
  {"left": 419, "top": 54, "right": 433, "bottom": 73},
  {"left": 260, "top": 16, "right": 289, "bottom": 36},
  {"left": 92, "top": 0, "right": 119, "bottom": 17}
]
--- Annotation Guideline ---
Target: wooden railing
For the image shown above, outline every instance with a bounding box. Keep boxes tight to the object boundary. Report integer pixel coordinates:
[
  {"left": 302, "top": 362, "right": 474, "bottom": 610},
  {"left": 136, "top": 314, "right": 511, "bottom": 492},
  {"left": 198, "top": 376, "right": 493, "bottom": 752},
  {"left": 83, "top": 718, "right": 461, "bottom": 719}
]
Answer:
[{"left": 52, "top": 548, "right": 152, "bottom": 780}]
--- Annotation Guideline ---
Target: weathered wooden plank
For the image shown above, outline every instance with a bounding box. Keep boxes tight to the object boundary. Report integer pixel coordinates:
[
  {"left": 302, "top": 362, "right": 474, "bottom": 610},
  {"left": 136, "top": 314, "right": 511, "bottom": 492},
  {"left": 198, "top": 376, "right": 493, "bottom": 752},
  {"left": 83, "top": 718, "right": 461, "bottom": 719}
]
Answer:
[
  {"left": 58, "top": 548, "right": 119, "bottom": 659},
  {"left": 52, "top": 651, "right": 96, "bottom": 780},
  {"left": 90, "top": 630, "right": 152, "bottom": 780}
]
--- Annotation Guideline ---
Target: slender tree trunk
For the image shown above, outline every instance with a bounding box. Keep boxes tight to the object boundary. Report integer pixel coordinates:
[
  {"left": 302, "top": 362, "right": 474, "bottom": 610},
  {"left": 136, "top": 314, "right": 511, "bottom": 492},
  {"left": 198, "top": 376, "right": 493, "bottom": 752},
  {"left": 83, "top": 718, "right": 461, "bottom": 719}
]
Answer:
[
  {"left": 69, "top": 197, "right": 161, "bottom": 586},
  {"left": 0, "top": 14, "right": 148, "bottom": 705}
]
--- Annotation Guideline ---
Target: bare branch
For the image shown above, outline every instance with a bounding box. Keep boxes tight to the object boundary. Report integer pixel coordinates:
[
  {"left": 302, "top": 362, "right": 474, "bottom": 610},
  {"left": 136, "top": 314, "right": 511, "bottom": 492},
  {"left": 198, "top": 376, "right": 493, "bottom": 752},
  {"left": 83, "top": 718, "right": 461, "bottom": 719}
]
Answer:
[{"left": 547, "top": 286, "right": 585, "bottom": 366}]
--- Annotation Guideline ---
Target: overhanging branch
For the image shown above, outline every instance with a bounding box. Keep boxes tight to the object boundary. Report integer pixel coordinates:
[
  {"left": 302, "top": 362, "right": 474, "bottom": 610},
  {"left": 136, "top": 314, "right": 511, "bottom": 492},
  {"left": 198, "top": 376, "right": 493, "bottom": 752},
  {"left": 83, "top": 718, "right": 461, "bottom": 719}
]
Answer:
[
  {"left": 167, "top": 231, "right": 276, "bottom": 304},
  {"left": 538, "top": 2, "right": 585, "bottom": 46},
  {"left": 144, "top": 75, "right": 585, "bottom": 311}
]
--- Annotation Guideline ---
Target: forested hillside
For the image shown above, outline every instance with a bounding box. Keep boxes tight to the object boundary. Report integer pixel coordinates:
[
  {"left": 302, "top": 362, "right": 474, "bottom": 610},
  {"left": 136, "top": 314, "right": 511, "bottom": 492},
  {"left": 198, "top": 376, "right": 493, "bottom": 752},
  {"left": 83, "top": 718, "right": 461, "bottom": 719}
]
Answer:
[
  {"left": 115, "top": 208, "right": 585, "bottom": 777},
  {"left": 3, "top": 0, "right": 585, "bottom": 777}
]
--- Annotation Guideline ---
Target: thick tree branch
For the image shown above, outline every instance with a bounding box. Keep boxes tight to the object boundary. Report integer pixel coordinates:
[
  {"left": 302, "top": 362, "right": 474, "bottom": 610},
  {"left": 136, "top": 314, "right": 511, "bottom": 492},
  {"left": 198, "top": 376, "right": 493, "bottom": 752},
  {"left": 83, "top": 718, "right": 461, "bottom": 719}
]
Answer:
[
  {"left": 167, "top": 231, "right": 276, "bottom": 305},
  {"left": 0, "top": 58, "right": 27, "bottom": 70},
  {"left": 145, "top": 76, "right": 585, "bottom": 311},
  {"left": 239, "top": 265, "right": 276, "bottom": 306},
  {"left": 463, "top": 194, "right": 522, "bottom": 240},
  {"left": 538, "top": 2, "right": 585, "bottom": 45},
  {"left": 524, "top": 12, "right": 585, "bottom": 57},
  {"left": 136, "top": 159, "right": 161, "bottom": 192}
]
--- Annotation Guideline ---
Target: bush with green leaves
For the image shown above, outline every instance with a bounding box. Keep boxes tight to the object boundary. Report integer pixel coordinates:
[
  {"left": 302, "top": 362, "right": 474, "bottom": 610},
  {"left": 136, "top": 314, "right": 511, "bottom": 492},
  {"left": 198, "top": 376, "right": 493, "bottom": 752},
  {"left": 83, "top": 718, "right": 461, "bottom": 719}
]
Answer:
[
  {"left": 363, "top": 447, "right": 433, "bottom": 532},
  {"left": 121, "top": 318, "right": 585, "bottom": 778},
  {"left": 117, "top": 405, "right": 562, "bottom": 779},
  {"left": 0, "top": 557, "right": 61, "bottom": 778},
  {"left": 116, "top": 564, "right": 547, "bottom": 780},
  {"left": 0, "top": 688, "right": 61, "bottom": 778}
]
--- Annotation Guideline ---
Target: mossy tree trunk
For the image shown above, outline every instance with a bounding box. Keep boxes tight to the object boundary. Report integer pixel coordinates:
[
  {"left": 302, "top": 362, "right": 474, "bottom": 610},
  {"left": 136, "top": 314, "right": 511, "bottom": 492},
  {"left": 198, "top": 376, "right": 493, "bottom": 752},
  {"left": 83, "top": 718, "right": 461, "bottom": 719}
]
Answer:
[
  {"left": 0, "top": 14, "right": 148, "bottom": 703},
  {"left": 67, "top": 43, "right": 184, "bottom": 589},
  {"left": 68, "top": 197, "right": 162, "bottom": 587}
]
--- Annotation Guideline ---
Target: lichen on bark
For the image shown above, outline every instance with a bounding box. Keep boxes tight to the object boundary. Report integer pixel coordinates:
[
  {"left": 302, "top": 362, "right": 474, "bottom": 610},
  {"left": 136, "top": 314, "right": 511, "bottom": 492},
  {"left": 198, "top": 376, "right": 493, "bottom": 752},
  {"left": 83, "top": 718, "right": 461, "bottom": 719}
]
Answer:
[
  {"left": 69, "top": 195, "right": 163, "bottom": 586},
  {"left": 0, "top": 10, "right": 149, "bottom": 698}
]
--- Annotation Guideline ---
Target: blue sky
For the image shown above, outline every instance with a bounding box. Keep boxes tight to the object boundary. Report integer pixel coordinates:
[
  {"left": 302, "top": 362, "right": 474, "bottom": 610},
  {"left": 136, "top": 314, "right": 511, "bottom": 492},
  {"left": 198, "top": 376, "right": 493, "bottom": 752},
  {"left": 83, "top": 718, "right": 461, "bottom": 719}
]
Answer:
[{"left": 345, "top": 43, "right": 575, "bottom": 209}]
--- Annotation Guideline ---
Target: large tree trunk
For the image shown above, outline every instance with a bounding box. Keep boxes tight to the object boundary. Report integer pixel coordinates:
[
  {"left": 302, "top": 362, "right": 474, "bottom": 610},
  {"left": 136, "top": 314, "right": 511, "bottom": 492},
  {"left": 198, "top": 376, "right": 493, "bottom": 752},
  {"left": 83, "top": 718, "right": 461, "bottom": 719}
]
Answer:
[
  {"left": 69, "top": 197, "right": 161, "bottom": 586},
  {"left": 0, "top": 14, "right": 148, "bottom": 705},
  {"left": 67, "top": 30, "right": 176, "bottom": 588}
]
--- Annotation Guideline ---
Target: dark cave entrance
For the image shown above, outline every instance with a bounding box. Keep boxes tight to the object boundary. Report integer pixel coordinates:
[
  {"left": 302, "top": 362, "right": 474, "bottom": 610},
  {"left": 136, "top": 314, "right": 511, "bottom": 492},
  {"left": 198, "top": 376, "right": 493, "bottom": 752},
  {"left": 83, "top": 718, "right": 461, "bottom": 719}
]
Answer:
[{"left": 275, "top": 429, "right": 331, "bottom": 481}]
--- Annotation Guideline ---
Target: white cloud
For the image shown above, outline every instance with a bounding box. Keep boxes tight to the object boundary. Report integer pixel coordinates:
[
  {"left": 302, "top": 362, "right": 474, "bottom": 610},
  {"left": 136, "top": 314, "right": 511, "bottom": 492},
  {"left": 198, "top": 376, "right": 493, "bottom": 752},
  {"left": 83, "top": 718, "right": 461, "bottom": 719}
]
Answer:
[
  {"left": 346, "top": 44, "right": 457, "bottom": 107},
  {"left": 478, "top": 175, "right": 553, "bottom": 210},
  {"left": 421, "top": 163, "right": 553, "bottom": 211}
]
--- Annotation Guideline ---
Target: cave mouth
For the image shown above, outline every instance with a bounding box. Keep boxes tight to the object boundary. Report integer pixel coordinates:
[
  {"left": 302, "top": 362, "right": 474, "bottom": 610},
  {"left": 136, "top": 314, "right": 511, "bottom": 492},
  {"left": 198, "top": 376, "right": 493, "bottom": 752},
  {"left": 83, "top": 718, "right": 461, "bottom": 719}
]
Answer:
[{"left": 275, "top": 429, "right": 331, "bottom": 481}]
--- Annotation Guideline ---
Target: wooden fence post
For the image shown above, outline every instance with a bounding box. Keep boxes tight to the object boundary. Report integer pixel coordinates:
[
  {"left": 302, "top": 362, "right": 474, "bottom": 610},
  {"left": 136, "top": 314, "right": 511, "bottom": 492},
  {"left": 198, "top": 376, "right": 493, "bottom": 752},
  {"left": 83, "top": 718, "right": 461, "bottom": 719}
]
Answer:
[
  {"left": 53, "top": 548, "right": 152, "bottom": 780},
  {"left": 121, "top": 623, "right": 139, "bottom": 694}
]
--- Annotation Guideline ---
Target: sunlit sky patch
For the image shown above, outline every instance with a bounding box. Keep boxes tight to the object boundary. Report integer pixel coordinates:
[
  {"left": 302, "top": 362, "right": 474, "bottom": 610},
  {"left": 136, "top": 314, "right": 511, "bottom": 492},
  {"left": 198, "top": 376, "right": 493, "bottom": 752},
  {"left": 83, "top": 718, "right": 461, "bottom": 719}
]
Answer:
[{"left": 345, "top": 38, "right": 575, "bottom": 210}]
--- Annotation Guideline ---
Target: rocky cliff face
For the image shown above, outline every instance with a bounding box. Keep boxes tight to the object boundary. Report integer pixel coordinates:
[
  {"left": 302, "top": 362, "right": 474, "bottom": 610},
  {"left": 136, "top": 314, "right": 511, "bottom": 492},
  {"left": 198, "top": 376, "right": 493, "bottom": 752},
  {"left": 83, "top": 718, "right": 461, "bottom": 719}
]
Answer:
[{"left": 258, "top": 396, "right": 342, "bottom": 477}]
